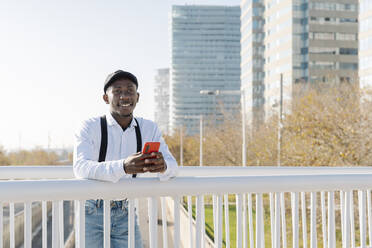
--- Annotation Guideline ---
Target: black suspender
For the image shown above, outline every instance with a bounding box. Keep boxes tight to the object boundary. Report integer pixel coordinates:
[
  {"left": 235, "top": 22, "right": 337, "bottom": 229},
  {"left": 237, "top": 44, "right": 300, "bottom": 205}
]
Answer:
[
  {"left": 134, "top": 118, "right": 142, "bottom": 153},
  {"left": 98, "top": 116, "right": 108, "bottom": 162},
  {"left": 98, "top": 115, "right": 142, "bottom": 178}
]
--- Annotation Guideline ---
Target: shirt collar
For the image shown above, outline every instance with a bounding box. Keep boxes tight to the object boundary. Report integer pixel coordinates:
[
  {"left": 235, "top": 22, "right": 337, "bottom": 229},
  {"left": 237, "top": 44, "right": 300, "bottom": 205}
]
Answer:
[{"left": 106, "top": 112, "right": 137, "bottom": 129}]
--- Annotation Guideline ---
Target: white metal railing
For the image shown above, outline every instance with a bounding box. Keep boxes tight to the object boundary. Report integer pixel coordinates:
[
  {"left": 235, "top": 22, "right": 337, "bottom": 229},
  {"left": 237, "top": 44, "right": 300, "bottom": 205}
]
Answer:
[
  {"left": 3, "top": 165, "right": 372, "bottom": 179},
  {"left": 1, "top": 166, "right": 372, "bottom": 248}
]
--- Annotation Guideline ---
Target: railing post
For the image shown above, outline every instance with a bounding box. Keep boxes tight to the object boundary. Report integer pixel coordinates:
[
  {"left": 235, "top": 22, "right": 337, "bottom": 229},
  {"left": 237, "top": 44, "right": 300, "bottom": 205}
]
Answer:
[
  {"left": 216, "top": 195, "right": 223, "bottom": 248},
  {"left": 328, "top": 192, "right": 335, "bottom": 248},
  {"left": 247, "top": 194, "right": 254, "bottom": 248},
  {"left": 75, "top": 200, "right": 85, "bottom": 248},
  {"left": 291, "top": 192, "right": 299, "bottom": 248},
  {"left": 280, "top": 193, "right": 287, "bottom": 248},
  {"left": 160, "top": 197, "right": 168, "bottom": 248},
  {"left": 58, "top": 200, "right": 64, "bottom": 248},
  {"left": 188, "top": 196, "right": 194, "bottom": 248},
  {"left": 195, "top": 195, "right": 203, "bottom": 248},
  {"left": 201, "top": 196, "right": 206, "bottom": 248},
  {"left": 350, "top": 191, "right": 356, "bottom": 248},
  {"left": 367, "top": 190, "right": 372, "bottom": 248},
  {"left": 344, "top": 191, "right": 351, "bottom": 248},
  {"left": 301, "top": 193, "right": 307, "bottom": 248},
  {"left": 148, "top": 197, "right": 158, "bottom": 248},
  {"left": 52, "top": 200, "right": 60, "bottom": 248},
  {"left": 256, "top": 193, "right": 264, "bottom": 248},
  {"left": 173, "top": 196, "right": 180, "bottom": 248},
  {"left": 236, "top": 194, "right": 243, "bottom": 248},
  {"left": 340, "top": 191, "right": 345, "bottom": 247},
  {"left": 103, "top": 200, "right": 111, "bottom": 248},
  {"left": 274, "top": 193, "right": 280, "bottom": 248},
  {"left": 310, "top": 192, "right": 317, "bottom": 248},
  {"left": 42, "top": 201, "right": 47, "bottom": 248},
  {"left": 321, "top": 191, "right": 327, "bottom": 248},
  {"left": 128, "top": 198, "right": 135, "bottom": 248},
  {"left": 358, "top": 190, "right": 366, "bottom": 248},
  {"left": 243, "top": 194, "right": 247, "bottom": 248},
  {"left": 224, "top": 194, "right": 230, "bottom": 248},
  {"left": 0, "top": 202, "right": 2, "bottom": 248},
  {"left": 213, "top": 195, "right": 217, "bottom": 244},
  {"left": 269, "top": 193, "right": 275, "bottom": 248},
  {"left": 24, "top": 202, "right": 32, "bottom": 248}
]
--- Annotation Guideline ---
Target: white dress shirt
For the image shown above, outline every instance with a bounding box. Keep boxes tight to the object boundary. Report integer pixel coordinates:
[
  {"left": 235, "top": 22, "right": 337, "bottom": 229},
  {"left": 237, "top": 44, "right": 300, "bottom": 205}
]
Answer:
[{"left": 73, "top": 113, "right": 178, "bottom": 183}]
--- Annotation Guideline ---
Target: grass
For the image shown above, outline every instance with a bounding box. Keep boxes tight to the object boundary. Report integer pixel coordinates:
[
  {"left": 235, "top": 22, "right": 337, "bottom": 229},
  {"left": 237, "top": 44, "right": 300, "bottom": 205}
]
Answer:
[{"left": 183, "top": 194, "right": 361, "bottom": 248}]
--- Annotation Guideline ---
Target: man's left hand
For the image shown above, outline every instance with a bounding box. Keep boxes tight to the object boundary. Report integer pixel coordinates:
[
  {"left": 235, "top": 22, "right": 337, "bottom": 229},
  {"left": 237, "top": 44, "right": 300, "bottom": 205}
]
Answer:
[{"left": 143, "top": 152, "right": 167, "bottom": 173}]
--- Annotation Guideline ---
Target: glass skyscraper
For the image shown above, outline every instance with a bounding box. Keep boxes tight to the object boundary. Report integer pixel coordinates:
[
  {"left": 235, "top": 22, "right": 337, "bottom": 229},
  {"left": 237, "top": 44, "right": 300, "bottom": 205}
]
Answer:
[
  {"left": 170, "top": 5, "right": 241, "bottom": 134},
  {"left": 154, "top": 68, "right": 170, "bottom": 135}
]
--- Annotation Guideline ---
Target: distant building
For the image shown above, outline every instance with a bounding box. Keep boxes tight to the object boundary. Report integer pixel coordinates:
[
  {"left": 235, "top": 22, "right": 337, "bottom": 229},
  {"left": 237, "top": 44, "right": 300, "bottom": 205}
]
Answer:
[
  {"left": 241, "top": 0, "right": 359, "bottom": 122},
  {"left": 360, "top": 0, "right": 372, "bottom": 90},
  {"left": 170, "top": 5, "right": 241, "bottom": 134},
  {"left": 240, "top": 0, "right": 265, "bottom": 129},
  {"left": 154, "top": 68, "right": 170, "bottom": 135}
]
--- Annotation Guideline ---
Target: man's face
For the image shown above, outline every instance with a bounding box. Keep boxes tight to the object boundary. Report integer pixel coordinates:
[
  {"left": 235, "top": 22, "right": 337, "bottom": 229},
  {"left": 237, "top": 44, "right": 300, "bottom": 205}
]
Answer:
[{"left": 103, "top": 79, "right": 139, "bottom": 118}]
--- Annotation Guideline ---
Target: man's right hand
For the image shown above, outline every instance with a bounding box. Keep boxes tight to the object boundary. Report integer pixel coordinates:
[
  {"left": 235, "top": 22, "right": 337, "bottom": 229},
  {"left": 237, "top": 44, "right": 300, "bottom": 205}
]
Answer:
[{"left": 123, "top": 152, "right": 161, "bottom": 174}]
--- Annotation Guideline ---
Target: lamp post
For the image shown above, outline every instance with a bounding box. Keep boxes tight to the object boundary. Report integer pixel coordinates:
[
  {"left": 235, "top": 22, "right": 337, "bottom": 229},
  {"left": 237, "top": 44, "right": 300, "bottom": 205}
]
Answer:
[
  {"left": 200, "top": 89, "right": 247, "bottom": 167},
  {"left": 179, "top": 115, "right": 203, "bottom": 166},
  {"left": 278, "top": 74, "right": 283, "bottom": 167},
  {"left": 272, "top": 74, "right": 283, "bottom": 167}
]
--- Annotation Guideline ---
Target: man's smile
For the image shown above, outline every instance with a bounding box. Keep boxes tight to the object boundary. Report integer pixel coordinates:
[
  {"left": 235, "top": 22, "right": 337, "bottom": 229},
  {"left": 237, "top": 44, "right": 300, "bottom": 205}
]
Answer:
[{"left": 119, "top": 101, "right": 133, "bottom": 108}]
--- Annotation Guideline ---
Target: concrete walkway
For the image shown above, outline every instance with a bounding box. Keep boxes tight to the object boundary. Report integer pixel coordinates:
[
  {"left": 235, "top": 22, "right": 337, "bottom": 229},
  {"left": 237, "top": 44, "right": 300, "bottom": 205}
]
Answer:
[{"left": 138, "top": 198, "right": 174, "bottom": 248}]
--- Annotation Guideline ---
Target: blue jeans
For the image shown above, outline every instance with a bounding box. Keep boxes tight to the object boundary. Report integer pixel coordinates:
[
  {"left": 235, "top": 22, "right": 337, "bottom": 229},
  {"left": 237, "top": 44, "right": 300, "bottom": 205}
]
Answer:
[{"left": 85, "top": 199, "right": 143, "bottom": 248}]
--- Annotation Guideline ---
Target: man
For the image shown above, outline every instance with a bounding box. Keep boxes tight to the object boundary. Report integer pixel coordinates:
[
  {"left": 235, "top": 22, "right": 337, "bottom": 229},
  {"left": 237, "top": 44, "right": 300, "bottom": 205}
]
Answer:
[{"left": 73, "top": 70, "right": 178, "bottom": 247}]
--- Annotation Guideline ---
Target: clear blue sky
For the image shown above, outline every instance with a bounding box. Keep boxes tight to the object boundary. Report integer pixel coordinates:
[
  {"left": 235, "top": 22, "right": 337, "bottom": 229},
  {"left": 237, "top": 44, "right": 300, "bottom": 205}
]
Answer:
[{"left": 0, "top": 0, "right": 240, "bottom": 150}]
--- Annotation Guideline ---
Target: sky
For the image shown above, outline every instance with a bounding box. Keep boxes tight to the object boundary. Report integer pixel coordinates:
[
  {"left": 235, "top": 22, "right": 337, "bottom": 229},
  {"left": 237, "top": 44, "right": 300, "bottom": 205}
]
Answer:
[{"left": 0, "top": 0, "right": 240, "bottom": 150}]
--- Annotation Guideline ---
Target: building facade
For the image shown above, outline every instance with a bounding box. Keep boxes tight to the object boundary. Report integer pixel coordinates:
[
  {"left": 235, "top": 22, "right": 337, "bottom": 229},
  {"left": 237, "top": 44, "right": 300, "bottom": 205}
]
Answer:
[
  {"left": 241, "top": 0, "right": 359, "bottom": 122},
  {"left": 154, "top": 68, "right": 170, "bottom": 135},
  {"left": 241, "top": 0, "right": 265, "bottom": 129},
  {"left": 170, "top": 5, "right": 241, "bottom": 134},
  {"left": 360, "top": 0, "right": 372, "bottom": 90}
]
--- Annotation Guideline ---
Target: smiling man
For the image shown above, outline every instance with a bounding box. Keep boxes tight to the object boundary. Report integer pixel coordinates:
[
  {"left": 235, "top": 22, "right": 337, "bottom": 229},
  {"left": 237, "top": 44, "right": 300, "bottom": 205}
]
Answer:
[{"left": 73, "top": 70, "right": 178, "bottom": 247}]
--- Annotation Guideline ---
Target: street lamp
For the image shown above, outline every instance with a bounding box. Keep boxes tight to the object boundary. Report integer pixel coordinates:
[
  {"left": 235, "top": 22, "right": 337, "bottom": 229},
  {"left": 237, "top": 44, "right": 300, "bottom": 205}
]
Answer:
[
  {"left": 200, "top": 89, "right": 247, "bottom": 167},
  {"left": 272, "top": 74, "right": 284, "bottom": 167},
  {"left": 179, "top": 115, "right": 203, "bottom": 166}
]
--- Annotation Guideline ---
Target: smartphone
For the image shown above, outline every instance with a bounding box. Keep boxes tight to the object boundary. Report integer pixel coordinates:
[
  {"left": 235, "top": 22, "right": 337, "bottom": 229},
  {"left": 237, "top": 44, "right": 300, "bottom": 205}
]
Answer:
[{"left": 142, "top": 142, "right": 160, "bottom": 154}]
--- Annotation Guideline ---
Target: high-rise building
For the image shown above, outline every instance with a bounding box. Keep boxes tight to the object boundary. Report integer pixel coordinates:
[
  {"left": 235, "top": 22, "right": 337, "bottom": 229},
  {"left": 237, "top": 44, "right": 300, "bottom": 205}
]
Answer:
[
  {"left": 154, "top": 68, "right": 170, "bottom": 135},
  {"left": 170, "top": 5, "right": 241, "bottom": 134},
  {"left": 241, "top": 0, "right": 265, "bottom": 129},
  {"left": 241, "top": 0, "right": 359, "bottom": 122},
  {"left": 360, "top": 0, "right": 372, "bottom": 90}
]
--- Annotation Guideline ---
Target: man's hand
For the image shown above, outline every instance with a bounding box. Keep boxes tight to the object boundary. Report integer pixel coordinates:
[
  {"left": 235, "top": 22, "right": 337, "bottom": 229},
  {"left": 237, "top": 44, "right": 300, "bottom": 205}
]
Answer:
[{"left": 123, "top": 152, "right": 167, "bottom": 174}]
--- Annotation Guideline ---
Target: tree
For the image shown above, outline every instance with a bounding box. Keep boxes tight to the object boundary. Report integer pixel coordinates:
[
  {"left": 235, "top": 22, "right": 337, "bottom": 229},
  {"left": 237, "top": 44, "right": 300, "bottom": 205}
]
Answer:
[
  {"left": 0, "top": 146, "right": 10, "bottom": 166},
  {"left": 165, "top": 82, "right": 372, "bottom": 167}
]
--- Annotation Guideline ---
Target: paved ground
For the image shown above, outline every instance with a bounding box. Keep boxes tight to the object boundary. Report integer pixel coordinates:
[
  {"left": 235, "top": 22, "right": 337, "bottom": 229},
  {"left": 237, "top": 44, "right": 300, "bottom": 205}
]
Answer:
[
  {"left": 2, "top": 203, "right": 33, "bottom": 222},
  {"left": 138, "top": 198, "right": 174, "bottom": 248}
]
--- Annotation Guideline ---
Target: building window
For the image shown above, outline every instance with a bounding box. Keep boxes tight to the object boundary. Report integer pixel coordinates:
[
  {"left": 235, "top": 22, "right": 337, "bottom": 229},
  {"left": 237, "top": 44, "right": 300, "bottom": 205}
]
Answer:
[
  {"left": 310, "top": 61, "right": 336, "bottom": 70},
  {"left": 309, "top": 47, "right": 337, "bottom": 54},
  {"left": 339, "top": 48, "right": 358, "bottom": 55},
  {"left": 336, "top": 33, "right": 357, "bottom": 41},
  {"left": 311, "top": 32, "right": 334, "bottom": 40},
  {"left": 339, "top": 63, "right": 358, "bottom": 70}
]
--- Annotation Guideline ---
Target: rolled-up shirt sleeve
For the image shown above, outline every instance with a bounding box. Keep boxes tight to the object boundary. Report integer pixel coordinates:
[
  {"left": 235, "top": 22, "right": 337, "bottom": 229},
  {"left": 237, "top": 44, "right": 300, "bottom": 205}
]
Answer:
[{"left": 73, "top": 120, "right": 126, "bottom": 183}]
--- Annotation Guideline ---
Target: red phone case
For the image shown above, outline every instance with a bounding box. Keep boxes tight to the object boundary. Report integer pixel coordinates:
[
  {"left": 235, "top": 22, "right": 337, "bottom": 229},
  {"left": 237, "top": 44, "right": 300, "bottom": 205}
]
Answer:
[{"left": 142, "top": 142, "right": 160, "bottom": 154}]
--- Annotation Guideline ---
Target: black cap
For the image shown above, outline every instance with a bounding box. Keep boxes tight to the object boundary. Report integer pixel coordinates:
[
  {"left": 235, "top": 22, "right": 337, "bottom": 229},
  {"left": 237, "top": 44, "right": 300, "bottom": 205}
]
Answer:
[{"left": 104, "top": 70, "right": 138, "bottom": 93}]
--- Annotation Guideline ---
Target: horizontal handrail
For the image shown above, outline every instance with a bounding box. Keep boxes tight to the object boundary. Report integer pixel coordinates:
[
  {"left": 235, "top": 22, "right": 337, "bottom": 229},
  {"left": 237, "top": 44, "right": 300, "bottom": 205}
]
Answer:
[
  {"left": 1, "top": 165, "right": 372, "bottom": 179},
  {"left": 2, "top": 174, "right": 372, "bottom": 202}
]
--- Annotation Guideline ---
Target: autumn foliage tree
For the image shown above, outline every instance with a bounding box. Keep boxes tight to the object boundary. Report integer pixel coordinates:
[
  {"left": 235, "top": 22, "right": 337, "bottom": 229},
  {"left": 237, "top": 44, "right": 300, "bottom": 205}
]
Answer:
[
  {"left": 166, "top": 82, "right": 372, "bottom": 167},
  {"left": 0, "top": 147, "right": 62, "bottom": 166}
]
